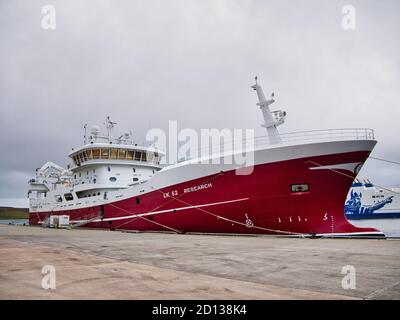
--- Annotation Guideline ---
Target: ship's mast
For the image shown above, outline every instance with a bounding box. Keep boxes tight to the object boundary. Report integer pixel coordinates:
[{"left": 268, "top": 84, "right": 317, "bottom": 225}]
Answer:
[
  {"left": 105, "top": 116, "right": 117, "bottom": 141},
  {"left": 251, "top": 77, "right": 283, "bottom": 144}
]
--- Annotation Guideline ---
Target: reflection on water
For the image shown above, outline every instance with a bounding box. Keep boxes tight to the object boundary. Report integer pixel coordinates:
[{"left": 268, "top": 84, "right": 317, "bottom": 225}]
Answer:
[{"left": 349, "top": 218, "right": 400, "bottom": 238}]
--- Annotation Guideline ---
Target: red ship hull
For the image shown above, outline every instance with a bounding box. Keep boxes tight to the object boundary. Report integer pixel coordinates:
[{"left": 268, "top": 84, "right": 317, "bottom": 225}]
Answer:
[{"left": 29, "top": 149, "right": 382, "bottom": 237}]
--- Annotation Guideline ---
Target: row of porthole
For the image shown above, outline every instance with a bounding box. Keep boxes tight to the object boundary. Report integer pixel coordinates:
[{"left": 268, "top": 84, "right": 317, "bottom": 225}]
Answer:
[
  {"left": 108, "top": 167, "right": 137, "bottom": 172},
  {"left": 107, "top": 167, "right": 155, "bottom": 174},
  {"left": 83, "top": 192, "right": 101, "bottom": 198},
  {"left": 74, "top": 169, "right": 96, "bottom": 179},
  {"left": 75, "top": 167, "right": 154, "bottom": 182},
  {"left": 109, "top": 177, "right": 139, "bottom": 182}
]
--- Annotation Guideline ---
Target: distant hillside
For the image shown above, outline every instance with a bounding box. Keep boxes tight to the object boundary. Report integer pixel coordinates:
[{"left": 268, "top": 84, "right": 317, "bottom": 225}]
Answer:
[{"left": 0, "top": 207, "right": 29, "bottom": 219}]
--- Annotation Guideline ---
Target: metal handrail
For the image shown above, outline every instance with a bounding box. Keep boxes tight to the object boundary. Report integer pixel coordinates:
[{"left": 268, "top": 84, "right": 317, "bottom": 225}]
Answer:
[
  {"left": 177, "top": 128, "right": 375, "bottom": 162},
  {"left": 266, "top": 127, "right": 375, "bottom": 145}
]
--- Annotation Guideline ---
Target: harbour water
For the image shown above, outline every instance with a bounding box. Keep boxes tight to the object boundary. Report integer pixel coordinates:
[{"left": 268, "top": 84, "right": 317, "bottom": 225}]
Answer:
[
  {"left": 350, "top": 218, "right": 400, "bottom": 238},
  {"left": 0, "top": 219, "right": 28, "bottom": 225}
]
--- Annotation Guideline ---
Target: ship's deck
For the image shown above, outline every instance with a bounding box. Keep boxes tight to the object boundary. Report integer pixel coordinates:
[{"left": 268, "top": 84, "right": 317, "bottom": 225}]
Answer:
[{"left": 0, "top": 224, "right": 399, "bottom": 299}]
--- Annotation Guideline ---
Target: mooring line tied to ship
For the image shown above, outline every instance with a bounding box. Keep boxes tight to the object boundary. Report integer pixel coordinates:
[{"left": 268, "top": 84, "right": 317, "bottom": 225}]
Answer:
[
  {"left": 306, "top": 157, "right": 400, "bottom": 197},
  {"left": 67, "top": 175, "right": 220, "bottom": 232},
  {"left": 108, "top": 171, "right": 226, "bottom": 233},
  {"left": 370, "top": 156, "right": 400, "bottom": 166},
  {"left": 155, "top": 189, "right": 307, "bottom": 237},
  {"left": 94, "top": 170, "right": 307, "bottom": 237}
]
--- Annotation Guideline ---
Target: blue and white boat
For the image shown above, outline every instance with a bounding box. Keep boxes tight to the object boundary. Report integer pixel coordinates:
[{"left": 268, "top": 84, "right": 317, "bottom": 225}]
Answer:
[{"left": 345, "top": 180, "right": 400, "bottom": 220}]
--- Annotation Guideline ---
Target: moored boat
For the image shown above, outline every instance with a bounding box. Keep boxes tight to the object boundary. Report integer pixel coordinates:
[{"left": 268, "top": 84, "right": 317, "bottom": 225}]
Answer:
[{"left": 28, "top": 79, "right": 383, "bottom": 237}]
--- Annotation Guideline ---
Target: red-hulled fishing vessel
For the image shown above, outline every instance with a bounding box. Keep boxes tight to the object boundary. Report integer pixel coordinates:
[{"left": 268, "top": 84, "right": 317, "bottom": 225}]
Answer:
[{"left": 28, "top": 79, "right": 383, "bottom": 237}]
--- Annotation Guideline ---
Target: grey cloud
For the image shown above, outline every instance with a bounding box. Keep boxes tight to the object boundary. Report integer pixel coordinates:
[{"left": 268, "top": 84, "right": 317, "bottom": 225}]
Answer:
[{"left": 0, "top": 0, "right": 399, "bottom": 206}]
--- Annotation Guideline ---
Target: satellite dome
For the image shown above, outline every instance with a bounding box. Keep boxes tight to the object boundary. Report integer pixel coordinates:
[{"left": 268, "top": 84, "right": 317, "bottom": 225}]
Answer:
[{"left": 90, "top": 125, "right": 100, "bottom": 136}]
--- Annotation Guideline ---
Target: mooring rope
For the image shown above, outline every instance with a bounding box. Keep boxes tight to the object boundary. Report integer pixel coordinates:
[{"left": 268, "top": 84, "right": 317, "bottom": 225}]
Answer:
[
  {"left": 306, "top": 159, "right": 400, "bottom": 196},
  {"left": 370, "top": 156, "right": 400, "bottom": 166},
  {"left": 108, "top": 171, "right": 226, "bottom": 232},
  {"left": 95, "top": 170, "right": 306, "bottom": 236},
  {"left": 107, "top": 202, "right": 182, "bottom": 233},
  {"left": 154, "top": 188, "right": 306, "bottom": 236}
]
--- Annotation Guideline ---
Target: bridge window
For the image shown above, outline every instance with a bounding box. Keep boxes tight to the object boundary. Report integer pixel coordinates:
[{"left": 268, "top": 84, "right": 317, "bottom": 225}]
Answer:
[
  {"left": 82, "top": 151, "right": 88, "bottom": 161},
  {"left": 110, "top": 148, "right": 118, "bottom": 159},
  {"left": 127, "top": 150, "right": 134, "bottom": 160},
  {"left": 118, "top": 149, "right": 127, "bottom": 160},
  {"left": 101, "top": 148, "right": 110, "bottom": 159},
  {"left": 154, "top": 152, "right": 160, "bottom": 163},
  {"left": 55, "top": 195, "right": 62, "bottom": 202},
  {"left": 141, "top": 152, "right": 147, "bottom": 161},
  {"left": 92, "top": 149, "right": 100, "bottom": 159},
  {"left": 135, "top": 151, "right": 142, "bottom": 161},
  {"left": 86, "top": 149, "right": 93, "bottom": 160}
]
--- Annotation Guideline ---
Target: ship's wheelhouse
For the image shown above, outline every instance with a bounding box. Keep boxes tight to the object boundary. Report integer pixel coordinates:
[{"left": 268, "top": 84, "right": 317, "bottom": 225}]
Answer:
[
  {"left": 68, "top": 143, "right": 164, "bottom": 192},
  {"left": 70, "top": 146, "right": 162, "bottom": 167}
]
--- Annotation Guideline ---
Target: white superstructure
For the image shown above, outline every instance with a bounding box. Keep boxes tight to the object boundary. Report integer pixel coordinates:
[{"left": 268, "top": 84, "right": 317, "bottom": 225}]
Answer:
[{"left": 28, "top": 117, "right": 164, "bottom": 212}]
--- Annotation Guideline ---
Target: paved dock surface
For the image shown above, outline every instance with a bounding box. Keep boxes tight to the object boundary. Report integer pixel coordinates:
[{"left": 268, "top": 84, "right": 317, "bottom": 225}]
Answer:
[{"left": 0, "top": 225, "right": 399, "bottom": 299}]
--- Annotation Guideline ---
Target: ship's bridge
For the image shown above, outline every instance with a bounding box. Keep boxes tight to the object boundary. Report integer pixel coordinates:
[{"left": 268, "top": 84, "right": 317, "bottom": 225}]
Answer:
[
  {"left": 66, "top": 117, "right": 165, "bottom": 191},
  {"left": 68, "top": 144, "right": 163, "bottom": 169}
]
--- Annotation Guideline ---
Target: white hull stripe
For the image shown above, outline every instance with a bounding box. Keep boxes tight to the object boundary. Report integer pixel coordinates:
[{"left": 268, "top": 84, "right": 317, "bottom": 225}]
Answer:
[
  {"left": 309, "top": 162, "right": 360, "bottom": 172},
  {"left": 317, "top": 231, "right": 384, "bottom": 236},
  {"left": 72, "top": 197, "right": 250, "bottom": 224}
]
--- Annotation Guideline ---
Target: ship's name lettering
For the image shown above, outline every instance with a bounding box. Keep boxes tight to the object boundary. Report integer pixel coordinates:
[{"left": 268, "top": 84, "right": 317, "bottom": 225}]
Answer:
[
  {"left": 163, "top": 183, "right": 213, "bottom": 198},
  {"left": 184, "top": 182, "right": 213, "bottom": 194},
  {"left": 163, "top": 190, "right": 178, "bottom": 198}
]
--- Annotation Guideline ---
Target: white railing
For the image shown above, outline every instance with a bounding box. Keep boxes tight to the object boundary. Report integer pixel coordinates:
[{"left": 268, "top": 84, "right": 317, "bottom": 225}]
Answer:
[
  {"left": 258, "top": 128, "right": 375, "bottom": 147},
  {"left": 88, "top": 135, "right": 135, "bottom": 145},
  {"left": 176, "top": 128, "right": 375, "bottom": 163}
]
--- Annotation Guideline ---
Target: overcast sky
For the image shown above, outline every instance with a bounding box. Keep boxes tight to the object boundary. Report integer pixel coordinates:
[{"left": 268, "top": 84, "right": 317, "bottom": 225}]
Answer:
[{"left": 0, "top": 0, "right": 399, "bottom": 207}]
